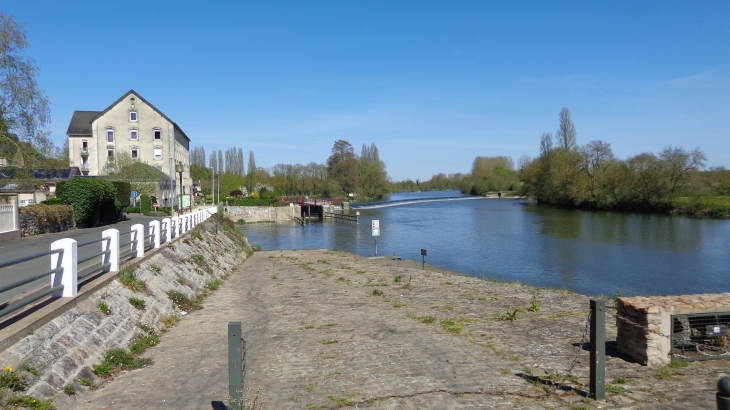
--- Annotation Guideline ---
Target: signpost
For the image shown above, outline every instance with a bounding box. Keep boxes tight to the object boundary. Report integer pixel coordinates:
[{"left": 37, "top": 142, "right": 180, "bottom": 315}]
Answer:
[
  {"left": 131, "top": 191, "right": 139, "bottom": 211},
  {"left": 372, "top": 220, "right": 380, "bottom": 256},
  {"left": 153, "top": 202, "right": 158, "bottom": 210},
  {"left": 421, "top": 249, "right": 427, "bottom": 270}
]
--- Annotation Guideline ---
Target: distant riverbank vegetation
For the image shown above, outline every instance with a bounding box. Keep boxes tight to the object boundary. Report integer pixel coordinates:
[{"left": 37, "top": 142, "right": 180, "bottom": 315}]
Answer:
[
  {"left": 189, "top": 140, "right": 390, "bottom": 202},
  {"left": 393, "top": 107, "right": 729, "bottom": 217}
]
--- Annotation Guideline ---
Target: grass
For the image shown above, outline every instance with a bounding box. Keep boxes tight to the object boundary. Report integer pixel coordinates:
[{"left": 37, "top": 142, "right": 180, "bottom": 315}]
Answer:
[
  {"left": 613, "top": 376, "right": 627, "bottom": 384},
  {"left": 669, "top": 359, "right": 689, "bottom": 368},
  {"left": 19, "top": 363, "right": 39, "bottom": 377},
  {"left": 656, "top": 369, "right": 671, "bottom": 380},
  {"left": 5, "top": 395, "right": 55, "bottom": 410},
  {"left": 205, "top": 278, "right": 222, "bottom": 291},
  {"left": 93, "top": 348, "right": 152, "bottom": 378},
  {"left": 0, "top": 369, "right": 27, "bottom": 391},
  {"left": 369, "top": 289, "right": 384, "bottom": 297},
  {"left": 419, "top": 315, "right": 435, "bottom": 324},
  {"left": 440, "top": 319, "right": 462, "bottom": 334},
  {"left": 441, "top": 305, "right": 454, "bottom": 310},
  {"left": 78, "top": 378, "right": 93, "bottom": 387},
  {"left": 176, "top": 278, "right": 185, "bottom": 285},
  {"left": 128, "top": 297, "right": 146, "bottom": 310},
  {"left": 319, "top": 339, "right": 338, "bottom": 345},
  {"left": 162, "top": 315, "right": 180, "bottom": 327},
  {"left": 97, "top": 300, "right": 111, "bottom": 315},
  {"left": 528, "top": 294, "right": 540, "bottom": 312},
  {"left": 499, "top": 309, "right": 519, "bottom": 322},
  {"left": 606, "top": 384, "right": 630, "bottom": 395},
  {"left": 119, "top": 268, "right": 146, "bottom": 292},
  {"left": 673, "top": 196, "right": 730, "bottom": 215},
  {"left": 393, "top": 275, "right": 402, "bottom": 283},
  {"left": 167, "top": 290, "right": 202, "bottom": 312},
  {"left": 148, "top": 264, "right": 161, "bottom": 275},
  {"left": 327, "top": 394, "right": 355, "bottom": 407},
  {"left": 63, "top": 385, "right": 75, "bottom": 395},
  {"left": 393, "top": 301, "right": 406, "bottom": 308}
]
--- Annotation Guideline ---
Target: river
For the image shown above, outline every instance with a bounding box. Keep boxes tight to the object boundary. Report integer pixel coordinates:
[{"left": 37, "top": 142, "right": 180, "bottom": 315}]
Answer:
[{"left": 237, "top": 190, "right": 730, "bottom": 297}]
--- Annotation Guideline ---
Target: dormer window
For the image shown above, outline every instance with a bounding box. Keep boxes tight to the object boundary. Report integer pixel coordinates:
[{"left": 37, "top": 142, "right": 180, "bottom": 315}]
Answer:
[{"left": 129, "top": 110, "right": 138, "bottom": 122}]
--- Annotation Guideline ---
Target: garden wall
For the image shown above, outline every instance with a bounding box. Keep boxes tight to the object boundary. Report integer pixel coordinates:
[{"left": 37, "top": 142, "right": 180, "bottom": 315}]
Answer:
[{"left": 0, "top": 218, "right": 251, "bottom": 409}]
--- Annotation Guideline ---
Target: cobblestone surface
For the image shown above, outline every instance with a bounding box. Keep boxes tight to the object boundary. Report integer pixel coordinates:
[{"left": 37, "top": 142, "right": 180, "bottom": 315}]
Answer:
[{"left": 73, "top": 250, "right": 728, "bottom": 409}]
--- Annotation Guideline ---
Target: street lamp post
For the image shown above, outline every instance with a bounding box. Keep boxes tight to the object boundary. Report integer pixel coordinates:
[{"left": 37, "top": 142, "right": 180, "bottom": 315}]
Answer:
[{"left": 175, "top": 162, "right": 184, "bottom": 216}]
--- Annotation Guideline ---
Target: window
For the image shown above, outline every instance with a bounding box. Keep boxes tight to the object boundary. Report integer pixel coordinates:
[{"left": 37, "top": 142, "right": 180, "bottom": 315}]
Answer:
[
  {"left": 154, "top": 164, "right": 163, "bottom": 172},
  {"left": 130, "top": 147, "right": 139, "bottom": 159},
  {"left": 81, "top": 139, "right": 88, "bottom": 153},
  {"left": 130, "top": 128, "right": 138, "bottom": 140},
  {"left": 129, "top": 111, "right": 137, "bottom": 122},
  {"left": 154, "top": 146, "right": 162, "bottom": 160},
  {"left": 107, "top": 148, "right": 114, "bottom": 161},
  {"left": 154, "top": 128, "right": 161, "bottom": 140},
  {"left": 106, "top": 128, "right": 114, "bottom": 143}
]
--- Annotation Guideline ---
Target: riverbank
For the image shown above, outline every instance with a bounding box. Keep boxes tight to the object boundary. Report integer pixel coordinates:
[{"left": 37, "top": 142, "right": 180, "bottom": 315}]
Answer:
[{"left": 73, "top": 249, "right": 725, "bottom": 409}]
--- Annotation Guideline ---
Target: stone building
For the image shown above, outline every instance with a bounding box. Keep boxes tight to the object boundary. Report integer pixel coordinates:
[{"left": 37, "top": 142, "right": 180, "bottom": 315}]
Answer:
[{"left": 66, "top": 90, "right": 192, "bottom": 206}]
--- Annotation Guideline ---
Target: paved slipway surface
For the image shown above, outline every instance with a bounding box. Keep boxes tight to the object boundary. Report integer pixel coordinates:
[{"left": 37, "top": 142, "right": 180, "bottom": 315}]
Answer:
[{"left": 73, "top": 250, "right": 728, "bottom": 410}]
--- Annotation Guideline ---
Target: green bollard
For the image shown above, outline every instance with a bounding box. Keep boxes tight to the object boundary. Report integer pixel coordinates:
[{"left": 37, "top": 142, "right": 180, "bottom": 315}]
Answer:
[
  {"left": 228, "top": 321, "right": 243, "bottom": 410},
  {"left": 589, "top": 299, "right": 605, "bottom": 400},
  {"left": 718, "top": 377, "right": 730, "bottom": 410}
]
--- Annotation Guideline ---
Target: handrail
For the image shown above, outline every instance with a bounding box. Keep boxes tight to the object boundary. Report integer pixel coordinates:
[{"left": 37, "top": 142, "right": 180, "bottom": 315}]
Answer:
[
  {"left": 77, "top": 236, "right": 110, "bottom": 248},
  {"left": 0, "top": 248, "right": 63, "bottom": 270},
  {"left": 0, "top": 284, "right": 64, "bottom": 319},
  {"left": 77, "top": 249, "right": 111, "bottom": 265},
  {"left": 0, "top": 266, "right": 64, "bottom": 295},
  {"left": 78, "top": 263, "right": 111, "bottom": 280}
]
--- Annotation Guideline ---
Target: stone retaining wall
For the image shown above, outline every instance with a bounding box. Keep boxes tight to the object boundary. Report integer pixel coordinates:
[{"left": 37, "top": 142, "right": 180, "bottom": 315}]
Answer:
[
  {"left": 0, "top": 218, "right": 250, "bottom": 409},
  {"left": 616, "top": 293, "right": 730, "bottom": 366},
  {"left": 224, "top": 204, "right": 300, "bottom": 222}
]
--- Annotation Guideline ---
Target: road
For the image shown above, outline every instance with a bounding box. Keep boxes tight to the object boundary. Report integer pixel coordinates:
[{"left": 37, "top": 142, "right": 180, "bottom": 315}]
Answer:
[{"left": 0, "top": 215, "right": 166, "bottom": 303}]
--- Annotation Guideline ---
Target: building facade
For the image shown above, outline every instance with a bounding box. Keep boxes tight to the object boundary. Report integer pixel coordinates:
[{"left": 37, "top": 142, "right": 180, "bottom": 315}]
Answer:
[{"left": 66, "top": 90, "right": 192, "bottom": 206}]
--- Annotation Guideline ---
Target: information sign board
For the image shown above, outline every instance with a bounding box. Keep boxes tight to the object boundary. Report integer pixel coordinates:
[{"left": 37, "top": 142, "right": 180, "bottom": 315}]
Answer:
[{"left": 372, "top": 220, "right": 380, "bottom": 237}]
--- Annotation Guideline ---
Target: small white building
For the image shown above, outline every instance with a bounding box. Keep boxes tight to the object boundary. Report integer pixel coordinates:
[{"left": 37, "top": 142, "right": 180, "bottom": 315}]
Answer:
[{"left": 66, "top": 90, "right": 192, "bottom": 205}]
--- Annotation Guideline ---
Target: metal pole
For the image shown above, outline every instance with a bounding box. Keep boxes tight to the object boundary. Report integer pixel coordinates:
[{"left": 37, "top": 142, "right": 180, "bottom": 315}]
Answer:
[
  {"left": 179, "top": 170, "right": 183, "bottom": 215},
  {"left": 590, "top": 299, "right": 606, "bottom": 400},
  {"left": 375, "top": 237, "right": 378, "bottom": 257},
  {"left": 228, "top": 321, "right": 243, "bottom": 410}
]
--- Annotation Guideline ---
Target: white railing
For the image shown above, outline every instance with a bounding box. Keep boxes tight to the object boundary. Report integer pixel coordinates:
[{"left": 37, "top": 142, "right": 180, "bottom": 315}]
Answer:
[
  {"left": 0, "top": 202, "right": 18, "bottom": 234},
  {"left": 0, "top": 207, "right": 218, "bottom": 318}
]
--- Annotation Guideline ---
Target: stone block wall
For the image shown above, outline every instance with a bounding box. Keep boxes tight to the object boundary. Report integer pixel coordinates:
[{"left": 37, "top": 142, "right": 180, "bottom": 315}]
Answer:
[
  {"left": 0, "top": 218, "right": 250, "bottom": 409},
  {"left": 225, "top": 204, "right": 300, "bottom": 222},
  {"left": 616, "top": 293, "right": 730, "bottom": 366}
]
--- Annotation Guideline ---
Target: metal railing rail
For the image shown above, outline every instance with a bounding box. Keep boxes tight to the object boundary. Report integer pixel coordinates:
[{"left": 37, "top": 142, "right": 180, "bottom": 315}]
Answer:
[{"left": 0, "top": 206, "right": 218, "bottom": 323}]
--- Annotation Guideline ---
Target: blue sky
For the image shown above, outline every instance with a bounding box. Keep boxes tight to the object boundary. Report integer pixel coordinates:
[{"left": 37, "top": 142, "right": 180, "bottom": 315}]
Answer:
[{"left": 4, "top": 1, "right": 729, "bottom": 180}]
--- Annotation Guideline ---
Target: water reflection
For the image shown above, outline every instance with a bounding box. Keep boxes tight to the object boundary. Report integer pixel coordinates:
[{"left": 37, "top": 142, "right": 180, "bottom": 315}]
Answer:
[{"left": 239, "top": 193, "right": 730, "bottom": 297}]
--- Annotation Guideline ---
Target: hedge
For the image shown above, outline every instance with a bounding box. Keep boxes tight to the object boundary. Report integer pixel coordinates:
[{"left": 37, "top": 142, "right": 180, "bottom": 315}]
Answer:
[
  {"left": 57, "top": 178, "right": 119, "bottom": 227},
  {"left": 19, "top": 204, "right": 76, "bottom": 236},
  {"left": 111, "top": 181, "right": 131, "bottom": 207},
  {"left": 140, "top": 194, "right": 152, "bottom": 213}
]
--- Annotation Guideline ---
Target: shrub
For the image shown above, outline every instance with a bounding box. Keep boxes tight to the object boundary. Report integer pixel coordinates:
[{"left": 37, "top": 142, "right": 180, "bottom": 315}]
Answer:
[
  {"left": 93, "top": 348, "right": 151, "bottom": 378},
  {"left": 167, "top": 290, "right": 202, "bottom": 311},
  {"left": 40, "top": 197, "right": 63, "bottom": 205},
  {"left": 230, "top": 189, "right": 243, "bottom": 197},
  {"left": 19, "top": 204, "right": 75, "bottom": 234},
  {"left": 140, "top": 194, "right": 152, "bottom": 213},
  {"left": 110, "top": 181, "right": 131, "bottom": 207},
  {"left": 57, "top": 177, "right": 118, "bottom": 227}
]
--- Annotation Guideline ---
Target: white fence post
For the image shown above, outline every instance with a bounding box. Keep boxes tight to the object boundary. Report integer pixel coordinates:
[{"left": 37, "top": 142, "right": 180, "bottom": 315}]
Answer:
[
  {"left": 150, "top": 220, "right": 161, "bottom": 248},
  {"left": 51, "top": 238, "right": 77, "bottom": 297},
  {"left": 102, "top": 229, "right": 119, "bottom": 272},
  {"left": 178, "top": 216, "right": 184, "bottom": 236},
  {"left": 131, "top": 224, "right": 144, "bottom": 258},
  {"left": 162, "top": 218, "right": 171, "bottom": 243}
]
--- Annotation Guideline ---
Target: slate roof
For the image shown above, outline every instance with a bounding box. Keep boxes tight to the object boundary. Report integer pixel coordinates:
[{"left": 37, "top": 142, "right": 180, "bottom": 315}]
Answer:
[
  {"left": 66, "top": 111, "right": 101, "bottom": 136},
  {"left": 65, "top": 89, "right": 190, "bottom": 142}
]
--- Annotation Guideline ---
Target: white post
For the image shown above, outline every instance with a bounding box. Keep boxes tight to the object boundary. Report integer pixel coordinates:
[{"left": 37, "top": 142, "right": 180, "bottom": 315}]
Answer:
[
  {"left": 51, "top": 238, "right": 77, "bottom": 297},
  {"left": 150, "top": 220, "right": 161, "bottom": 248},
  {"left": 131, "top": 224, "right": 144, "bottom": 258},
  {"left": 170, "top": 217, "right": 177, "bottom": 238},
  {"left": 101, "top": 229, "right": 119, "bottom": 272},
  {"left": 178, "top": 216, "right": 184, "bottom": 236},
  {"left": 162, "top": 218, "right": 171, "bottom": 243}
]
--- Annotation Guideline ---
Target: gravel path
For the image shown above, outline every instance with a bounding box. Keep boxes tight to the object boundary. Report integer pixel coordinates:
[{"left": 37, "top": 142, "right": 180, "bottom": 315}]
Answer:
[{"left": 72, "top": 250, "right": 728, "bottom": 409}]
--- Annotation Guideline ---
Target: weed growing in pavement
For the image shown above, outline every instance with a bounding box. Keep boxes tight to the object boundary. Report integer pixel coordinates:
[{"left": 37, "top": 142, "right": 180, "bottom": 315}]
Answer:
[
  {"left": 307, "top": 385, "right": 315, "bottom": 393},
  {"left": 327, "top": 394, "right": 355, "bottom": 407},
  {"left": 393, "top": 275, "right": 402, "bottom": 283},
  {"left": 63, "top": 385, "right": 75, "bottom": 395},
  {"left": 498, "top": 309, "right": 519, "bottom": 322},
  {"left": 419, "top": 315, "right": 435, "bottom": 324},
  {"left": 369, "top": 289, "right": 384, "bottom": 297},
  {"left": 93, "top": 348, "right": 152, "bottom": 378},
  {"left": 162, "top": 315, "right": 180, "bottom": 327},
  {"left": 393, "top": 302, "right": 406, "bottom": 308},
  {"left": 441, "top": 305, "right": 453, "bottom": 311},
  {"left": 119, "top": 268, "right": 146, "bottom": 292},
  {"left": 613, "top": 376, "right": 627, "bottom": 384},
  {"left": 317, "top": 259, "right": 330, "bottom": 264},
  {"left": 656, "top": 369, "right": 670, "bottom": 379},
  {"left": 669, "top": 359, "right": 689, "bottom": 368},
  {"left": 205, "top": 278, "right": 222, "bottom": 291},
  {"left": 0, "top": 368, "right": 27, "bottom": 391},
  {"left": 5, "top": 395, "right": 54, "bottom": 410},
  {"left": 148, "top": 264, "right": 162, "bottom": 275},
  {"left": 528, "top": 294, "right": 540, "bottom": 312},
  {"left": 606, "top": 385, "right": 630, "bottom": 395},
  {"left": 319, "top": 339, "right": 338, "bottom": 345},
  {"left": 19, "top": 363, "right": 38, "bottom": 377},
  {"left": 128, "top": 297, "right": 146, "bottom": 310},
  {"left": 97, "top": 301, "right": 111, "bottom": 315},
  {"left": 441, "top": 320, "right": 462, "bottom": 334},
  {"left": 176, "top": 278, "right": 185, "bottom": 285},
  {"left": 167, "top": 290, "right": 202, "bottom": 311}
]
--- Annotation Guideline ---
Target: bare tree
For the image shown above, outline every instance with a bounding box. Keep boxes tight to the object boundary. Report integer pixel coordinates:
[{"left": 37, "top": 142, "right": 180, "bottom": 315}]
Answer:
[{"left": 556, "top": 108, "right": 577, "bottom": 151}]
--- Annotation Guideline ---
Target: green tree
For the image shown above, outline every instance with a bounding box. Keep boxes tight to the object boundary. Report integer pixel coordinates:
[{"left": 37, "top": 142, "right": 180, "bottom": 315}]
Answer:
[
  {"left": 358, "top": 143, "right": 389, "bottom": 198},
  {"left": 327, "top": 140, "right": 359, "bottom": 195},
  {"left": 101, "top": 152, "right": 162, "bottom": 197}
]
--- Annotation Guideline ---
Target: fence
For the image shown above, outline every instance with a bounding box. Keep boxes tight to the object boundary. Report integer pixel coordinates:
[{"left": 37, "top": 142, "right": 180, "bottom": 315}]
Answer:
[
  {"left": 0, "top": 202, "right": 18, "bottom": 234},
  {"left": 0, "top": 208, "right": 217, "bottom": 322}
]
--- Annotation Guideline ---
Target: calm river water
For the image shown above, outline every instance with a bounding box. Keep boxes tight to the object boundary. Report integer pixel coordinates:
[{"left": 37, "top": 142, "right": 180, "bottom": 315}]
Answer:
[{"left": 238, "top": 191, "right": 730, "bottom": 297}]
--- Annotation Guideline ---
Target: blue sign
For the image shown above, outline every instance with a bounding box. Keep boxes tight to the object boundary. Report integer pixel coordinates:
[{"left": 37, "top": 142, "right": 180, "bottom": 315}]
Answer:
[{"left": 131, "top": 191, "right": 138, "bottom": 198}]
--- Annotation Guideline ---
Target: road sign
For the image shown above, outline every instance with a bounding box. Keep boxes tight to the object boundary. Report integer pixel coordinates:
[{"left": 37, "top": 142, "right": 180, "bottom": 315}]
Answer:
[
  {"left": 153, "top": 203, "right": 158, "bottom": 209},
  {"left": 131, "top": 191, "right": 138, "bottom": 198},
  {"left": 372, "top": 220, "right": 380, "bottom": 237}
]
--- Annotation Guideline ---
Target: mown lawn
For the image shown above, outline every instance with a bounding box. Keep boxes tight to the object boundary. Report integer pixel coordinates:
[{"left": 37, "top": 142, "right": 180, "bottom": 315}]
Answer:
[{"left": 673, "top": 196, "right": 730, "bottom": 215}]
